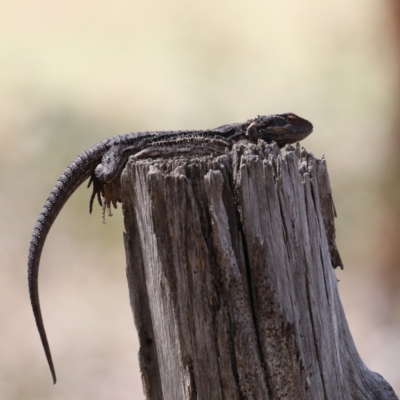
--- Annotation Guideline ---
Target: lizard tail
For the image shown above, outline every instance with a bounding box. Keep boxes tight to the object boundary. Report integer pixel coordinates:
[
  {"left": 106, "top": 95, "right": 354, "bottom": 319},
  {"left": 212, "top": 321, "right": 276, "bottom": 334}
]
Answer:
[{"left": 28, "top": 143, "right": 107, "bottom": 383}]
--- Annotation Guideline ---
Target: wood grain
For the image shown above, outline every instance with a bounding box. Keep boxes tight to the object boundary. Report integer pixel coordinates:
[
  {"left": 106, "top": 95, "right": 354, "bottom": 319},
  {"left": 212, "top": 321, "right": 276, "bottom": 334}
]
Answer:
[{"left": 121, "top": 141, "right": 397, "bottom": 400}]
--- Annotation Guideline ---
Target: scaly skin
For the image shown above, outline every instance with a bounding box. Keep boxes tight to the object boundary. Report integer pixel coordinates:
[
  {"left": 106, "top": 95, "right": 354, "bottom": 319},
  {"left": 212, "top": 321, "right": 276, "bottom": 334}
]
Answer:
[{"left": 28, "top": 113, "right": 313, "bottom": 383}]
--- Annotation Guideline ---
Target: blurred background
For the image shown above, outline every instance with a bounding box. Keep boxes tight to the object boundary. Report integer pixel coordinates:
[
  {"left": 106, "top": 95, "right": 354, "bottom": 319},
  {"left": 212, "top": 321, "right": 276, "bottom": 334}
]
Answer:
[{"left": 1, "top": 0, "right": 400, "bottom": 398}]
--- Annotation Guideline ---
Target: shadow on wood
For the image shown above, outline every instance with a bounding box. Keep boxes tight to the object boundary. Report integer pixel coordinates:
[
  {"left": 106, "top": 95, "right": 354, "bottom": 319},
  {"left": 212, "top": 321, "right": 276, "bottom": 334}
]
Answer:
[{"left": 121, "top": 141, "right": 398, "bottom": 400}]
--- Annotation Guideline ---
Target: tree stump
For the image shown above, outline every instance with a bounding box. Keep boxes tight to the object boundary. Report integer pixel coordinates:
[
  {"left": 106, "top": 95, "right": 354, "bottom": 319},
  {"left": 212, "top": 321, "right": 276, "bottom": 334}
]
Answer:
[{"left": 120, "top": 140, "right": 398, "bottom": 400}]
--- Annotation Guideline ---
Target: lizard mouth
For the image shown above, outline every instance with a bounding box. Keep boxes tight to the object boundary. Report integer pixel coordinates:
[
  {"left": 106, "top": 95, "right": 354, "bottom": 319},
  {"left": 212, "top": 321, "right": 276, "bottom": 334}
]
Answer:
[{"left": 262, "top": 124, "right": 313, "bottom": 147}]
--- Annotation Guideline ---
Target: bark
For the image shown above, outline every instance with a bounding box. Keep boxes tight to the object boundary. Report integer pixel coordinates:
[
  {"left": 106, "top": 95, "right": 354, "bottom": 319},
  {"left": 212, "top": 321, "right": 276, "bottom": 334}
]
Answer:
[{"left": 120, "top": 140, "right": 398, "bottom": 400}]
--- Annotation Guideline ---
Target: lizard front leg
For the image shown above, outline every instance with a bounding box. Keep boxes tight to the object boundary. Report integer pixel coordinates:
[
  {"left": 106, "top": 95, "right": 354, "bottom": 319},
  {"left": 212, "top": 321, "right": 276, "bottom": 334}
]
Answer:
[{"left": 90, "top": 145, "right": 128, "bottom": 222}]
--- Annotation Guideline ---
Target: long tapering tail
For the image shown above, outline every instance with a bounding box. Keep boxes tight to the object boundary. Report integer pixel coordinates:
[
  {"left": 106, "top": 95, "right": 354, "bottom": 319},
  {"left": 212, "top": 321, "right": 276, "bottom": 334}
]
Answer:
[{"left": 28, "top": 144, "right": 107, "bottom": 383}]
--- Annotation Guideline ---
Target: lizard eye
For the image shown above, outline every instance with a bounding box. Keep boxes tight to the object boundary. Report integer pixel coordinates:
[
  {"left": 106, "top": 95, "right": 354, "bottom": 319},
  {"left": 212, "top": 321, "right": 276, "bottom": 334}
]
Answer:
[{"left": 287, "top": 114, "right": 297, "bottom": 121}]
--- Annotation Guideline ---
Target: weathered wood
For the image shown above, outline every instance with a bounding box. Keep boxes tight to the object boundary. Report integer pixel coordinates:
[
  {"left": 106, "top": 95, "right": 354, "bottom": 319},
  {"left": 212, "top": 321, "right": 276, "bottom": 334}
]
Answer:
[{"left": 120, "top": 140, "right": 398, "bottom": 400}]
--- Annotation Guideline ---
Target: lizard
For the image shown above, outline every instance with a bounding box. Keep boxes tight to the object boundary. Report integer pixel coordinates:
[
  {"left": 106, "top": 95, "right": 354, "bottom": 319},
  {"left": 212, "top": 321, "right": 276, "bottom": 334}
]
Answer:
[{"left": 27, "top": 113, "right": 313, "bottom": 384}]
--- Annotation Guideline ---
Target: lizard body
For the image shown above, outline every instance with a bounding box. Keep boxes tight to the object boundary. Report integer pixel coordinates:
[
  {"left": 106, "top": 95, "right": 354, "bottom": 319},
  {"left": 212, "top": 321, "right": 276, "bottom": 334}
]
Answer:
[{"left": 27, "top": 113, "right": 313, "bottom": 383}]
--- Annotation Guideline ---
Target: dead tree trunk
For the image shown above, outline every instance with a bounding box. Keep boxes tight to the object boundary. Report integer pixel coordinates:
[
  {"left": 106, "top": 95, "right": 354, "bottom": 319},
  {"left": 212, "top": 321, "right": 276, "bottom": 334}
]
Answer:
[{"left": 120, "top": 141, "right": 398, "bottom": 400}]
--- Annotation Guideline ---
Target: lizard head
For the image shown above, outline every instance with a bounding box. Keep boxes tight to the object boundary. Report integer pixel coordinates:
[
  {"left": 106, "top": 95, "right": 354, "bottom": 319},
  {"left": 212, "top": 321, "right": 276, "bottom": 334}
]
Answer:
[{"left": 252, "top": 113, "right": 313, "bottom": 148}]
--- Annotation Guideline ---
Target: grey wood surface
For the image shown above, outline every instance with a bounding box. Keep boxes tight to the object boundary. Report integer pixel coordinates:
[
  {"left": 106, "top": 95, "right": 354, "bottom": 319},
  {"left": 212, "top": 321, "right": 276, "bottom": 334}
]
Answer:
[{"left": 120, "top": 140, "right": 398, "bottom": 400}]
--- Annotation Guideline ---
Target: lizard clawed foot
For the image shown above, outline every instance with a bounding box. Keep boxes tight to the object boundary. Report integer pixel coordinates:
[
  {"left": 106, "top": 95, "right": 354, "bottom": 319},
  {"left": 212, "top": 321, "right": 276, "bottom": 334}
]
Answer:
[
  {"left": 88, "top": 174, "right": 104, "bottom": 214},
  {"left": 88, "top": 174, "right": 118, "bottom": 223},
  {"left": 245, "top": 122, "right": 260, "bottom": 143},
  {"left": 101, "top": 182, "right": 118, "bottom": 224}
]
